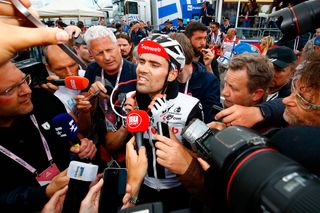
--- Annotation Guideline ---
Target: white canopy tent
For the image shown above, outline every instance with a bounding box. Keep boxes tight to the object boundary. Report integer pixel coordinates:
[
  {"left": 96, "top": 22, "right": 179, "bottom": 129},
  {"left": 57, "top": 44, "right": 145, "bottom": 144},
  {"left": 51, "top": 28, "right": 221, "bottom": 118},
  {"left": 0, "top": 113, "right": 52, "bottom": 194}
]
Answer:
[{"left": 36, "top": 0, "right": 104, "bottom": 18}]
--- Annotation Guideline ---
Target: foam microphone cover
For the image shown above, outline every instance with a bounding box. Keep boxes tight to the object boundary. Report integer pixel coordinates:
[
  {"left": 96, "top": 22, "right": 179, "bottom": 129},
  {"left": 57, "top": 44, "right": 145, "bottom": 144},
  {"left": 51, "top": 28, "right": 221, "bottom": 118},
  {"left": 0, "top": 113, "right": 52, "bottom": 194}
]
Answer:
[
  {"left": 126, "top": 110, "right": 150, "bottom": 133},
  {"left": 51, "top": 113, "right": 79, "bottom": 142},
  {"left": 64, "top": 76, "right": 89, "bottom": 90}
]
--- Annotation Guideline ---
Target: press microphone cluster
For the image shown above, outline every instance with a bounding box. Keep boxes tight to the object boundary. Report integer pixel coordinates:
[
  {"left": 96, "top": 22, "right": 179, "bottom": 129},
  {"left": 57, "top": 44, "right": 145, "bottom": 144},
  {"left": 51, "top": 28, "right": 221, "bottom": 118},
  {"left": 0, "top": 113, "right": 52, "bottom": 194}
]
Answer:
[
  {"left": 126, "top": 110, "right": 150, "bottom": 149},
  {"left": 44, "top": 76, "right": 89, "bottom": 90}
]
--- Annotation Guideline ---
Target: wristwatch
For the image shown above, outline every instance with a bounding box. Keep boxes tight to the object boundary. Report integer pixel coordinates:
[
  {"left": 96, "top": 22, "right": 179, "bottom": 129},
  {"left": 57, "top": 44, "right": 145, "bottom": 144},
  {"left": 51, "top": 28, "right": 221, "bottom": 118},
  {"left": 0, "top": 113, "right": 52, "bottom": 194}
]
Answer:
[
  {"left": 257, "top": 104, "right": 270, "bottom": 121},
  {"left": 128, "top": 196, "right": 139, "bottom": 204}
]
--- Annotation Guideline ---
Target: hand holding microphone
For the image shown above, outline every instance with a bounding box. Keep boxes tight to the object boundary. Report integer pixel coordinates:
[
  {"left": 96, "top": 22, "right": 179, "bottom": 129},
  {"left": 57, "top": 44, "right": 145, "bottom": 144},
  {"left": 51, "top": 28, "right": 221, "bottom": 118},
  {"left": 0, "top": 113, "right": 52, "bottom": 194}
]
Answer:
[
  {"left": 40, "top": 76, "right": 89, "bottom": 92},
  {"left": 51, "top": 113, "right": 97, "bottom": 159}
]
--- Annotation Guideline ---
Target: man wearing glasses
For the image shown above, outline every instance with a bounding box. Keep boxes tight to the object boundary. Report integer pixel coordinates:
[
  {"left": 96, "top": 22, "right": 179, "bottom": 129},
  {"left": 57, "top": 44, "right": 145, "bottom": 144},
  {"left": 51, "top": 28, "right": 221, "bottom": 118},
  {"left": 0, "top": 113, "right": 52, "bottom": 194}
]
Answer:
[
  {"left": 213, "top": 52, "right": 320, "bottom": 128},
  {"left": 209, "top": 53, "right": 320, "bottom": 177},
  {"left": 0, "top": 62, "right": 96, "bottom": 212},
  {"left": 282, "top": 55, "right": 320, "bottom": 126}
]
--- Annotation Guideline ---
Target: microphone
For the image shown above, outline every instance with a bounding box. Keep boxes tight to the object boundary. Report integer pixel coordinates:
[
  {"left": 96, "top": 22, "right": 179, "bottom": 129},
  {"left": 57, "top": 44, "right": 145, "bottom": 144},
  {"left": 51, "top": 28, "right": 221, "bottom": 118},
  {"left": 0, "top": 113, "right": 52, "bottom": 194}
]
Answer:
[
  {"left": 51, "top": 113, "right": 80, "bottom": 146},
  {"left": 46, "top": 76, "right": 89, "bottom": 90},
  {"left": 63, "top": 161, "right": 98, "bottom": 213},
  {"left": 126, "top": 110, "right": 150, "bottom": 149}
]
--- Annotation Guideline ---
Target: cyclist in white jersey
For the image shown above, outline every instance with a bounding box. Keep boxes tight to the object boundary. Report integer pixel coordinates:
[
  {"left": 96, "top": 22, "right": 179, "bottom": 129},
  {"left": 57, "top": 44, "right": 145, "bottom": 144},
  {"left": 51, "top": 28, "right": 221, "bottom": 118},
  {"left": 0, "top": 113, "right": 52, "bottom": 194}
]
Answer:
[{"left": 124, "top": 34, "right": 204, "bottom": 211}]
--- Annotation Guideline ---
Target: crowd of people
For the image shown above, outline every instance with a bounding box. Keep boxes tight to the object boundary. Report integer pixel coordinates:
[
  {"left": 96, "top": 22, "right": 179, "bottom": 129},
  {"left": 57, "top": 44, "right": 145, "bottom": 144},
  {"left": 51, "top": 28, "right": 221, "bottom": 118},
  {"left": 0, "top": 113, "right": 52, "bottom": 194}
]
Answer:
[{"left": 1, "top": 0, "right": 320, "bottom": 213}]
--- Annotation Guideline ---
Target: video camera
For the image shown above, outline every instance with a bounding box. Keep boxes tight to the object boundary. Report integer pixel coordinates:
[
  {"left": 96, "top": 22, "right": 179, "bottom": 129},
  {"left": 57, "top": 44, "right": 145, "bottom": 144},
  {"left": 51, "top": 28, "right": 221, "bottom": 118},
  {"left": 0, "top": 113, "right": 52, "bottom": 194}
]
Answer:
[
  {"left": 269, "top": 0, "right": 320, "bottom": 43},
  {"left": 182, "top": 119, "right": 320, "bottom": 213}
]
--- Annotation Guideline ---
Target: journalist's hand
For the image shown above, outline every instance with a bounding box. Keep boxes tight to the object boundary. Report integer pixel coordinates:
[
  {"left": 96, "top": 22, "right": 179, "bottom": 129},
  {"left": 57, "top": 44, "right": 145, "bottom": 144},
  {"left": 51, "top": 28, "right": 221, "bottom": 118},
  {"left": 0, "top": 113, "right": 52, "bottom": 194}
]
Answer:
[
  {"left": 40, "top": 75, "right": 60, "bottom": 93},
  {"left": 126, "top": 137, "right": 147, "bottom": 195},
  {"left": 0, "top": 0, "right": 69, "bottom": 66},
  {"left": 207, "top": 121, "right": 226, "bottom": 130},
  {"left": 215, "top": 104, "right": 263, "bottom": 128},
  {"left": 89, "top": 81, "right": 108, "bottom": 99},
  {"left": 79, "top": 178, "right": 104, "bottom": 213},
  {"left": 124, "top": 92, "right": 137, "bottom": 112},
  {"left": 41, "top": 186, "right": 68, "bottom": 213},
  {"left": 70, "top": 138, "right": 97, "bottom": 159},
  {"left": 45, "top": 169, "right": 69, "bottom": 198}
]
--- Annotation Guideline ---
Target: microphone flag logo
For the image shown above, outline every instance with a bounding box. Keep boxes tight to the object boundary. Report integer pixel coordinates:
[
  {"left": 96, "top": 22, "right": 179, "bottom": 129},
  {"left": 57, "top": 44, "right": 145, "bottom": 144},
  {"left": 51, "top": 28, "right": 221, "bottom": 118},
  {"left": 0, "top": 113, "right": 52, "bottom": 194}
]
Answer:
[
  {"left": 126, "top": 110, "right": 150, "bottom": 133},
  {"left": 127, "top": 113, "right": 142, "bottom": 129}
]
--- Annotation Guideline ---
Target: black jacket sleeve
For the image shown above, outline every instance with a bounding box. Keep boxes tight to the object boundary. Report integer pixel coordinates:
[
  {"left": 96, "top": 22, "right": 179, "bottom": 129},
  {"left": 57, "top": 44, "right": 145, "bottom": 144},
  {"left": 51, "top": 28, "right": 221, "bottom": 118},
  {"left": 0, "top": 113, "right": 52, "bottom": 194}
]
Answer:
[
  {"left": 254, "top": 98, "right": 288, "bottom": 129},
  {"left": 0, "top": 184, "right": 49, "bottom": 212}
]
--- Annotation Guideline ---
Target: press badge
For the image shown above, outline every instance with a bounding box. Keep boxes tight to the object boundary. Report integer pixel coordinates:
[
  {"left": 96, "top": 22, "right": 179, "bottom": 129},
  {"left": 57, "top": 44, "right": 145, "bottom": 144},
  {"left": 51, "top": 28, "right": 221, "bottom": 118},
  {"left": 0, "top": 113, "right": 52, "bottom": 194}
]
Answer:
[{"left": 36, "top": 163, "right": 60, "bottom": 186}]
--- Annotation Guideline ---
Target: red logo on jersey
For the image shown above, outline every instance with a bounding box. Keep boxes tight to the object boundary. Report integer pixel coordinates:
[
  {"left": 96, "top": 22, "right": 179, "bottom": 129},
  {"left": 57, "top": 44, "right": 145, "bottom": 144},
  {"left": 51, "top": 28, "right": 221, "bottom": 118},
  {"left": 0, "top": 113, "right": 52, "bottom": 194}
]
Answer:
[{"left": 171, "top": 127, "right": 179, "bottom": 134}]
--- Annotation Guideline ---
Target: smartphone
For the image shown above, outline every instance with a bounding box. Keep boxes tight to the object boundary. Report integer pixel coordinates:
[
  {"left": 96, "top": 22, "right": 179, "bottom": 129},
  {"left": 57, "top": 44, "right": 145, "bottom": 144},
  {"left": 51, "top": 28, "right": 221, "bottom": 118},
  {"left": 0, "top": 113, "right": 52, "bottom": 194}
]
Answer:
[
  {"left": 99, "top": 168, "right": 128, "bottom": 213},
  {"left": 157, "top": 121, "right": 170, "bottom": 138}
]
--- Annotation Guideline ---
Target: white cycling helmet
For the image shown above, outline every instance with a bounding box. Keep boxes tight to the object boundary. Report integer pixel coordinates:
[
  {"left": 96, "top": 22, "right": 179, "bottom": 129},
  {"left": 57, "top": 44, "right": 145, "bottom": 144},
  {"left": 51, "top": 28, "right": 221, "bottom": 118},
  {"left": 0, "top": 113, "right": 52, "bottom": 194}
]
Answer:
[{"left": 137, "top": 33, "right": 186, "bottom": 71}]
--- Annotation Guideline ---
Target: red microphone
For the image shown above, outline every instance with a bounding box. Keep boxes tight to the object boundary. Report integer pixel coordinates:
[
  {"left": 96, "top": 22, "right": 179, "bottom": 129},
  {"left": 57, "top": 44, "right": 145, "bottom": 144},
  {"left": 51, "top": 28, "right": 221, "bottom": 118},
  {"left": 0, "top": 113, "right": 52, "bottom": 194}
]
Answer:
[
  {"left": 126, "top": 110, "right": 150, "bottom": 149},
  {"left": 49, "top": 76, "right": 89, "bottom": 90}
]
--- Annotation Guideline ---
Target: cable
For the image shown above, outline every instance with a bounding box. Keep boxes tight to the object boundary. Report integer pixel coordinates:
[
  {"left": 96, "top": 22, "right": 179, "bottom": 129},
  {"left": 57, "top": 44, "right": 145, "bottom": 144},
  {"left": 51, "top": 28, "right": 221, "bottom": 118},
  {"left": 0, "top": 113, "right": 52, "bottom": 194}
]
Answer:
[{"left": 109, "top": 79, "right": 137, "bottom": 119}]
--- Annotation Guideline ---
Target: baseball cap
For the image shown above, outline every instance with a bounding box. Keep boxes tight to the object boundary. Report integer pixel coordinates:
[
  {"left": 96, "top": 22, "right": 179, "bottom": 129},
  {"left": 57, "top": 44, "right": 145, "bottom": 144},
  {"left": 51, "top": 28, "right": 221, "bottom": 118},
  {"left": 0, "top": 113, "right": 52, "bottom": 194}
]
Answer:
[
  {"left": 233, "top": 43, "right": 260, "bottom": 55},
  {"left": 267, "top": 46, "right": 297, "bottom": 69},
  {"left": 314, "top": 36, "right": 320, "bottom": 46}
]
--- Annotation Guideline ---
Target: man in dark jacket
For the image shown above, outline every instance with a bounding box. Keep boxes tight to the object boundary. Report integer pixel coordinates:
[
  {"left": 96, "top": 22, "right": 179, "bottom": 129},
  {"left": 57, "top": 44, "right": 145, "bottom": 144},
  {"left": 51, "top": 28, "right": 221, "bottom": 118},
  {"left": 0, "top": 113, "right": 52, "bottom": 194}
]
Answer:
[
  {"left": 0, "top": 62, "right": 96, "bottom": 212},
  {"left": 266, "top": 46, "right": 297, "bottom": 101},
  {"left": 170, "top": 33, "right": 221, "bottom": 123},
  {"left": 199, "top": 1, "right": 214, "bottom": 26},
  {"left": 130, "top": 21, "right": 147, "bottom": 46},
  {"left": 80, "top": 26, "right": 137, "bottom": 168},
  {"left": 185, "top": 22, "right": 220, "bottom": 80}
]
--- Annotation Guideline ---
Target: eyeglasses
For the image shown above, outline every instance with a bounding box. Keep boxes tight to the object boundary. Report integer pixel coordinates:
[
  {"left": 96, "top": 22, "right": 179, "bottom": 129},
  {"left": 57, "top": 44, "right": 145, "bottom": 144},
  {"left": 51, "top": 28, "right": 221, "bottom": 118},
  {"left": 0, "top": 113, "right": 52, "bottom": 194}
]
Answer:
[
  {"left": 0, "top": 74, "right": 32, "bottom": 96},
  {"left": 291, "top": 80, "right": 320, "bottom": 111}
]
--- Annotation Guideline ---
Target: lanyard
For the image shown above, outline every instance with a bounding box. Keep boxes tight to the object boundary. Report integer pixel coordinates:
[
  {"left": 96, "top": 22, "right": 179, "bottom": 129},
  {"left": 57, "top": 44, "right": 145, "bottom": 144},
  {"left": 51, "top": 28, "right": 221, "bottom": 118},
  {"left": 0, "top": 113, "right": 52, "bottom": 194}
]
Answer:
[
  {"left": 0, "top": 114, "right": 53, "bottom": 175},
  {"left": 100, "top": 59, "right": 123, "bottom": 89},
  {"left": 184, "top": 79, "right": 190, "bottom": 95},
  {"left": 100, "top": 60, "right": 123, "bottom": 112},
  {"left": 211, "top": 31, "right": 222, "bottom": 45}
]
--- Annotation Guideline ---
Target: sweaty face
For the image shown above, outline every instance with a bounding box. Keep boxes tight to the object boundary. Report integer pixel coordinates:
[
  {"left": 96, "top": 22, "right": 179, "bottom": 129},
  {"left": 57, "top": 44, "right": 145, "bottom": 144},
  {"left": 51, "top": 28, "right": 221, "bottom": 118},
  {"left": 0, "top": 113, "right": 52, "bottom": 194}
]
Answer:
[
  {"left": 0, "top": 62, "right": 33, "bottom": 122},
  {"left": 117, "top": 38, "right": 132, "bottom": 58},
  {"left": 89, "top": 37, "right": 122, "bottom": 75},
  {"left": 46, "top": 45, "right": 79, "bottom": 79},
  {"left": 283, "top": 80, "right": 320, "bottom": 125},
  {"left": 190, "top": 31, "right": 207, "bottom": 55},
  {"left": 269, "top": 65, "right": 293, "bottom": 93},
  {"left": 136, "top": 53, "right": 172, "bottom": 97},
  {"left": 222, "top": 69, "right": 256, "bottom": 108}
]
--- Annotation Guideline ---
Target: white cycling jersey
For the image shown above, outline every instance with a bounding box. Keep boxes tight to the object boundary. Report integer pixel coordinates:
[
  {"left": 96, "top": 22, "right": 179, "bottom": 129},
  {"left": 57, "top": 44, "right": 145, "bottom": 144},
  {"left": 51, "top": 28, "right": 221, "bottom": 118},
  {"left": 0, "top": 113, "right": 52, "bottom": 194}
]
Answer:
[{"left": 141, "top": 92, "right": 204, "bottom": 190}]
